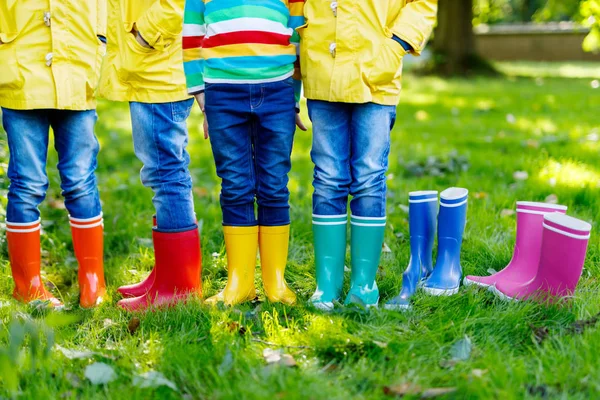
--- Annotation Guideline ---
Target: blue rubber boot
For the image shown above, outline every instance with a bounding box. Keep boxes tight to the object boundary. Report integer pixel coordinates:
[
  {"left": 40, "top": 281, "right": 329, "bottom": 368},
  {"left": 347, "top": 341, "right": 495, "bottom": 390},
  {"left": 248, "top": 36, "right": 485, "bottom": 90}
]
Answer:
[
  {"left": 309, "top": 214, "right": 347, "bottom": 311},
  {"left": 344, "top": 215, "right": 386, "bottom": 308},
  {"left": 422, "top": 188, "right": 468, "bottom": 296},
  {"left": 385, "top": 191, "right": 438, "bottom": 310}
]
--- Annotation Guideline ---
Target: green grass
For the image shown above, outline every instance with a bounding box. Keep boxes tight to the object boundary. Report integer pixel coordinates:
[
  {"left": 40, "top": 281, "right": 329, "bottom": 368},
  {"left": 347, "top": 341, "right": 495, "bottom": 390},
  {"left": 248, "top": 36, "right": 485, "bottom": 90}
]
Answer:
[{"left": 1, "top": 71, "right": 599, "bottom": 399}]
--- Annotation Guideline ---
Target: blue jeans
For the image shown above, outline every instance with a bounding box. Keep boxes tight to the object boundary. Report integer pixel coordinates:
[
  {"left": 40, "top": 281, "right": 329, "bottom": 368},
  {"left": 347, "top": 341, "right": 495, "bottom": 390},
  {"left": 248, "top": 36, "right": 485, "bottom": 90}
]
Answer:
[
  {"left": 308, "top": 100, "right": 396, "bottom": 218},
  {"left": 204, "top": 78, "right": 296, "bottom": 226},
  {"left": 2, "top": 108, "right": 102, "bottom": 223},
  {"left": 130, "top": 99, "right": 196, "bottom": 232}
]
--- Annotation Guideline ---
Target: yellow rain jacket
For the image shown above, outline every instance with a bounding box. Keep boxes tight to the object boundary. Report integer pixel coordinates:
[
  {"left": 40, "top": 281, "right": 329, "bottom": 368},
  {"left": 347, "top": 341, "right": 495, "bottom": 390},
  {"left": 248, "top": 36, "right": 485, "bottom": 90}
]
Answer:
[
  {"left": 99, "top": 0, "right": 189, "bottom": 103},
  {"left": 299, "top": 0, "right": 437, "bottom": 105},
  {"left": 0, "top": 0, "right": 107, "bottom": 110}
]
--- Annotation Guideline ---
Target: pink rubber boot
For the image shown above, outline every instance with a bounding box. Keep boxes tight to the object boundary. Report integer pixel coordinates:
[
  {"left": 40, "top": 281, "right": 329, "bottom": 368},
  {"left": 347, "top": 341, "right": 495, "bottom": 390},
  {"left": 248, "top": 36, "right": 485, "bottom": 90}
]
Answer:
[
  {"left": 463, "top": 202, "right": 567, "bottom": 288},
  {"left": 491, "top": 213, "right": 591, "bottom": 301}
]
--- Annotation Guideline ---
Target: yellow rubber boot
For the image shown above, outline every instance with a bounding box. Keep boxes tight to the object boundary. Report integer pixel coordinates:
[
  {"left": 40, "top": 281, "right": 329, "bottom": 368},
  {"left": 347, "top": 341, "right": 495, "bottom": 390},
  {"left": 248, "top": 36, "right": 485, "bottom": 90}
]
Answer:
[
  {"left": 259, "top": 225, "right": 297, "bottom": 305},
  {"left": 206, "top": 226, "right": 258, "bottom": 306}
]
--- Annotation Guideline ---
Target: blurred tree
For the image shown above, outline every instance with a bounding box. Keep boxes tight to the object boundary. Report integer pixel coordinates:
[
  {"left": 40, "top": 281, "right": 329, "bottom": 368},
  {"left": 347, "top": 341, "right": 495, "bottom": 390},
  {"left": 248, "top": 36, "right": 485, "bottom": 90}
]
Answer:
[
  {"left": 432, "top": 0, "right": 496, "bottom": 75},
  {"left": 580, "top": 0, "right": 600, "bottom": 52}
]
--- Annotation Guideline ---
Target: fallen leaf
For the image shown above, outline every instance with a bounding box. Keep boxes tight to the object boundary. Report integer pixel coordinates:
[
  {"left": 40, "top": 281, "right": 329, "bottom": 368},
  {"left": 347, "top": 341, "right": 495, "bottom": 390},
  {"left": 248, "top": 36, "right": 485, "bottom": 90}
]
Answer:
[
  {"left": 471, "top": 369, "right": 488, "bottom": 378},
  {"left": 128, "top": 317, "right": 141, "bottom": 335},
  {"left": 421, "top": 387, "right": 457, "bottom": 398},
  {"left": 373, "top": 341, "right": 388, "bottom": 348},
  {"left": 506, "top": 114, "right": 516, "bottom": 124},
  {"left": 66, "top": 372, "right": 82, "bottom": 388},
  {"left": 49, "top": 199, "right": 66, "bottom": 209},
  {"left": 84, "top": 362, "right": 116, "bottom": 385},
  {"left": 568, "top": 312, "right": 600, "bottom": 335},
  {"left": 473, "top": 192, "right": 488, "bottom": 200},
  {"left": 415, "top": 110, "right": 429, "bottom": 121},
  {"left": 450, "top": 336, "right": 472, "bottom": 361},
  {"left": 524, "top": 139, "right": 540, "bottom": 149},
  {"left": 382, "top": 243, "right": 392, "bottom": 253},
  {"left": 263, "top": 348, "right": 297, "bottom": 367},
  {"left": 500, "top": 209, "right": 516, "bottom": 218},
  {"left": 383, "top": 383, "right": 421, "bottom": 396},
  {"left": 136, "top": 238, "right": 153, "bottom": 248},
  {"left": 103, "top": 319, "right": 114, "bottom": 328},
  {"left": 513, "top": 171, "right": 529, "bottom": 181},
  {"left": 193, "top": 187, "right": 209, "bottom": 197},
  {"left": 56, "top": 345, "right": 95, "bottom": 360},
  {"left": 263, "top": 348, "right": 282, "bottom": 364},
  {"left": 133, "top": 371, "right": 178, "bottom": 391},
  {"left": 544, "top": 194, "right": 558, "bottom": 204},
  {"left": 530, "top": 324, "right": 549, "bottom": 344}
]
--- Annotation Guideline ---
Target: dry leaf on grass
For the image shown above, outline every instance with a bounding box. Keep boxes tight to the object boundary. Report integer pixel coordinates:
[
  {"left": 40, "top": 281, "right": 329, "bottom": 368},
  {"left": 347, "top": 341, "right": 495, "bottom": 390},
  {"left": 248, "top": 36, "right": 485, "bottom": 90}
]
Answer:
[
  {"left": 383, "top": 383, "right": 421, "bottom": 396},
  {"left": 84, "top": 362, "right": 116, "bottom": 385},
  {"left": 263, "top": 348, "right": 297, "bottom": 367},
  {"left": 421, "top": 387, "right": 457, "bottom": 398},
  {"left": 500, "top": 209, "right": 516, "bottom": 218},
  {"left": 513, "top": 171, "right": 528, "bottom": 181},
  {"left": 128, "top": 317, "right": 141, "bottom": 334},
  {"left": 382, "top": 243, "right": 392, "bottom": 253},
  {"left": 545, "top": 194, "right": 558, "bottom": 204}
]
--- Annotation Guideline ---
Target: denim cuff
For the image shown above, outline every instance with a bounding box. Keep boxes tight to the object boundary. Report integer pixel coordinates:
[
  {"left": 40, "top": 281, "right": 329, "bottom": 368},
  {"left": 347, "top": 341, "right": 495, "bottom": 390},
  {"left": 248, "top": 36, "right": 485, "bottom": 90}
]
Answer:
[{"left": 153, "top": 224, "right": 198, "bottom": 234}]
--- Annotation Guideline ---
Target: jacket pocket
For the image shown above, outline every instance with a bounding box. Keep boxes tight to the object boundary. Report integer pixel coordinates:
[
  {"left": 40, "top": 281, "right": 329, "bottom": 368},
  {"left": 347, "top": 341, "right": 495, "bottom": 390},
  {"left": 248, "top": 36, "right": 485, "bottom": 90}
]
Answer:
[
  {"left": 367, "top": 38, "right": 405, "bottom": 89},
  {"left": 117, "top": 28, "right": 171, "bottom": 85},
  {"left": 0, "top": 40, "right": 24, "bottom": 90}
]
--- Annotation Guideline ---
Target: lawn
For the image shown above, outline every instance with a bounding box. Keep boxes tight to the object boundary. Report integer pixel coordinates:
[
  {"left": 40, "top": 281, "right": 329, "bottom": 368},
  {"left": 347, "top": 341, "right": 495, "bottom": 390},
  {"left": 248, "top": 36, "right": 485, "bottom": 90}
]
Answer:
[{"left": 1, "top": 68, "right": 599, "bottom": 399}]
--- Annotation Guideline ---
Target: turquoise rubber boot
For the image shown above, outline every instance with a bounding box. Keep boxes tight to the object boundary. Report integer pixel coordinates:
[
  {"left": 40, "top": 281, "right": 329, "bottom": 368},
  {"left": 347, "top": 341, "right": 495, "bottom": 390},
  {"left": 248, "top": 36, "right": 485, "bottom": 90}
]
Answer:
[
  {"left": 344, "top": 215, "right": 386, "bottom": 308},
  {"left": 309, "top": 214, "right": 347, "bottom": 311}
]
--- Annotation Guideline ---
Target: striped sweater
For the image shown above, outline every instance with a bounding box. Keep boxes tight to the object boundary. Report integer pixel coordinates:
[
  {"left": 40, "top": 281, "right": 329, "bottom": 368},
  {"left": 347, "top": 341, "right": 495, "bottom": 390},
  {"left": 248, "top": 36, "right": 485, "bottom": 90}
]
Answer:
[{"left": 183, "top": 0, "right": 304, "bottom": 104}]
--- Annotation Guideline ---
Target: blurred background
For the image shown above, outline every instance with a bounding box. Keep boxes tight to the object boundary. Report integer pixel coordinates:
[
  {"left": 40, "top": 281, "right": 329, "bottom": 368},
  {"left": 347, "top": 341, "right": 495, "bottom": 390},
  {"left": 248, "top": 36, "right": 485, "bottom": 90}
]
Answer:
[{"left": 406, "top": 0, "right": 600, "bottom": 75}]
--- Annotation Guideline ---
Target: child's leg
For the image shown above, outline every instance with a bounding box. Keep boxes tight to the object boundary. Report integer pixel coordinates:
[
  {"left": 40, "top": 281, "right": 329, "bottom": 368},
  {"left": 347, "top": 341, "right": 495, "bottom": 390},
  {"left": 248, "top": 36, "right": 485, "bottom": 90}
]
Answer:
[
  {"left": 118, "top": 99, "right": 201, "bottom": 312},
  {"left": 203, "top": 83, "right": 258, "bottom": 305},
  {"left": 51, "top": 109, "right": 105, "bottom": 308},
  {"left": 345, "top": 103, "right": 397, "bottom": 307},
  {"left": 51, "top": 110, "right": 102, "bottom": 219},
  {"left": 129, "top": 99, "right": 197, "bottom": 232},
  {"left": 253, "top": 79, "right": 296, "bottom": 304},
  {"left": 2, "top": 108, "right": 62, "bottom": 307},
  {"left": 307, "top": 100, "right": 353, "bottom": 309},
  {"left": 3, "top": 108, "right": 51, "bottom": 223}
]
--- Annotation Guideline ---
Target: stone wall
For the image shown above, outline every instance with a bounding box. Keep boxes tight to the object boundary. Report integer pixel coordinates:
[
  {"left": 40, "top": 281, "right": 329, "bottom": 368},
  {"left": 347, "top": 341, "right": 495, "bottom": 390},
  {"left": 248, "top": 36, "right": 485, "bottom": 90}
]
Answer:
[{"left": 474, "top": 23, "right": 600, "bottom": 62}]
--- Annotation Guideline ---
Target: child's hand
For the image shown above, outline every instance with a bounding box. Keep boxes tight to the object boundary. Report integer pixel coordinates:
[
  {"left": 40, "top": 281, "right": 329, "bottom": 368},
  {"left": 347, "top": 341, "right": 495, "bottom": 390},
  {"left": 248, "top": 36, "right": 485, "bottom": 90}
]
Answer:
[
  {"left": 194, "top": 92, "right": 209, "bottom": 139},
  {"left": 295, "top": 113, "right": 307, "bottom": 131}
]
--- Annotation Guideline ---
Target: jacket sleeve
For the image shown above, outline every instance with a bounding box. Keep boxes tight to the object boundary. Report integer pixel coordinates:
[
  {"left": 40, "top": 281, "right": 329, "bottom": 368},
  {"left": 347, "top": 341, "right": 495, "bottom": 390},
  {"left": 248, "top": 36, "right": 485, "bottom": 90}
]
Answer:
[
  {"left": 288, "top": 0, "right": 305, "bottom": 110},
  {"left": 136, "top": 0, "right": 186, "bottom": 51},
  {"left": 182, "top": 0, "right": 205, "bottom": 95},
  {"left": 390, "top": 0, "right": 437, "bottom": 56},
  {"left": 97, "top": 0, "right": 107, "bottom": 38}
]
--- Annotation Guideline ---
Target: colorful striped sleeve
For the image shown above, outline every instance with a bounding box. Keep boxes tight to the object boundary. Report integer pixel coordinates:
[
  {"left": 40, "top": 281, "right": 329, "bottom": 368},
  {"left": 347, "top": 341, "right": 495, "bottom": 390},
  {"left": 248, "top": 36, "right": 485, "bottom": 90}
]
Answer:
[
  {"left": 288, "top": 0, "right": 304, "bottom": 109},
  {"left": 183, "top": 0, "right": 206, "bottom": 95}
]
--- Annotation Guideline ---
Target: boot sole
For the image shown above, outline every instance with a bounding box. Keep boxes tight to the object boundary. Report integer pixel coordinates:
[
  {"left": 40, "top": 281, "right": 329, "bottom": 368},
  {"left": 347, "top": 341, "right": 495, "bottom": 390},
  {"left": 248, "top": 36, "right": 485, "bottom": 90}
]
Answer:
[
  {"left": 462, "top": 277, "right": 491, "bottom": 288},
  {"left": 422, "top": 286, "right": 459, "bottom": 296},
  {"left": 488, "top": 285, "right": 517, "bottom": 301}
]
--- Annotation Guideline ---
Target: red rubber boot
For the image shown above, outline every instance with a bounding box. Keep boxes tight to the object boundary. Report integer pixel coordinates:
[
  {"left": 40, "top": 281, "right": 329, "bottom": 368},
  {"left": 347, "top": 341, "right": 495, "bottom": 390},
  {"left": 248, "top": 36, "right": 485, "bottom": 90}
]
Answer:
[
  {"left": 118, "top": 227, "right": 202, "bottom": 311},
  {"left": 117, "top": 216, "right": 157, "bottom": 298}
]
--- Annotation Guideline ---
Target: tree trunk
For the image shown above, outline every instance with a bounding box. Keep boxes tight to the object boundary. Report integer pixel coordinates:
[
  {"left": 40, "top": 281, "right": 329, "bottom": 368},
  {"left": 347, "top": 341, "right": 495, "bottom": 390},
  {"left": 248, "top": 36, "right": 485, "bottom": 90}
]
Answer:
[{"left": 432, "top": 0, "right": 476, "bottom": 75}]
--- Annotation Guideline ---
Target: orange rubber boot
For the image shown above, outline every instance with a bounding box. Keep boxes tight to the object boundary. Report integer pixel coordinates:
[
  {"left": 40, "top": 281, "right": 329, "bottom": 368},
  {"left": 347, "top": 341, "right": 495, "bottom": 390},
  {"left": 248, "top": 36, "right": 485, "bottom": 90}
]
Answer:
[
  {"left": 70, "top": 214, "right": 106, "bottom": 308},
  {"left": 117, "top": 216, "right": 157, "bottom": 298},
  {"left": 118, "top": 227, "right": 202, "bottom": 311},
  {"left": 6, "top": 220, "right": 63, "bottom": 308}
]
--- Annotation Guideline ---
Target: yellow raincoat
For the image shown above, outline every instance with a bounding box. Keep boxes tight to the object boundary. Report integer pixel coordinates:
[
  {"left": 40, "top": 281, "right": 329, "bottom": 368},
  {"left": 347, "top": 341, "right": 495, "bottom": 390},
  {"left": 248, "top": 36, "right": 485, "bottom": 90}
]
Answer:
[
  {"left": 0, "top": 0, "right": 107, "bottom": 110},
  {"left": 98, "top": 0, "right": 189, "bottom": 103},
  {"left": 299, "top": 0, "right": 437, "bottom": 105}
]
